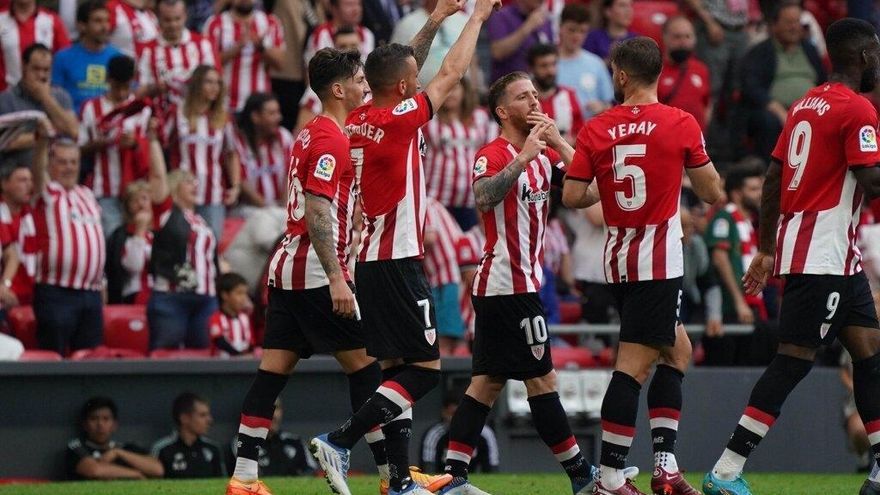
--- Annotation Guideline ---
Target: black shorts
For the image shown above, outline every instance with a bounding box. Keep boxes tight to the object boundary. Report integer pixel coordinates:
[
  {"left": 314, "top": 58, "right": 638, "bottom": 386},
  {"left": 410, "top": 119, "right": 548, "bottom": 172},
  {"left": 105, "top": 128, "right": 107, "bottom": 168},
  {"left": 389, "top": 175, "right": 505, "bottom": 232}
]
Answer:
[
  {"left": 355, "top": 258, "right": 440, "bottom": 362},
  {"left": 779, "top": 272, "right": 879, "bottom": 348},
  {"left": 471, "top": 293, "right": 554, "bottom": 381},
  {"left": 262, "top": 286, "right": 364, "bottom": 358},
  {"left": 609, "top": 277, "right": 682, "bottom": 347}
]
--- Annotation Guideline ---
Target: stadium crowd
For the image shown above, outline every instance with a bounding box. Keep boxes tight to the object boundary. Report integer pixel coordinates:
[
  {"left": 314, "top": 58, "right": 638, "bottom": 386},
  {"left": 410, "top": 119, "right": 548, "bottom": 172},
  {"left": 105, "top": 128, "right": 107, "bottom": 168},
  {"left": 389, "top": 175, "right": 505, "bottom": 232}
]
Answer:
[{"left": 0, "top": 0, "right": 876, "bottom": 369}]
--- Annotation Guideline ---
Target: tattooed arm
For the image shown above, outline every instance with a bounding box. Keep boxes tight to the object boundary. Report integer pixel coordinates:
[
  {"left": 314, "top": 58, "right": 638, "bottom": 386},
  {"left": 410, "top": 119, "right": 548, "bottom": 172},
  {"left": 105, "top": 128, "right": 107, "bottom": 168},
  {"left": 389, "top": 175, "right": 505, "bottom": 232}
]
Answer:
[
  {"left": 305, "top": 192, "right": 356, "bottom": 317},
  {"left": 474, "top": 122, "right": 550, "bottom": 212}
]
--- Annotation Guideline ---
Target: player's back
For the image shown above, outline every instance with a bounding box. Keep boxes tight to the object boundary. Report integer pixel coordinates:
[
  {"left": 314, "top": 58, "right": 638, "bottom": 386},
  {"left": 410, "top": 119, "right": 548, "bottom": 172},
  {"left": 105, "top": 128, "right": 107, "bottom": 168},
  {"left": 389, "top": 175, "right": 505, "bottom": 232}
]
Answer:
[
  {"left": 771, "top": 83, "right": 880, "bottom": 276},
  {"left": 570, "top": 103, "right": 710, "bottom": 283}
]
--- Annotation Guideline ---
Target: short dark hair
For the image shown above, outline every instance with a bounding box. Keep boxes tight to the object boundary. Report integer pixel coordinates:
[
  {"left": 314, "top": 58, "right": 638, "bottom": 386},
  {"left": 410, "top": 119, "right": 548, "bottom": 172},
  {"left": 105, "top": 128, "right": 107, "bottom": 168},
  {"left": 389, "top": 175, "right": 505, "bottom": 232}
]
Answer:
[
  {"left": 22, "top": 43, "right": 51, "bottom": 66},
  {"left": 724, "top": 163, "right": 764, "bottom": 197},
  {"left": 107, "top": 55, "right": 136, "bottom": 83},
  {"left": 76, "top": 0, "right": 107, "bottom": 24},
  {"left": 309, "top": 47, "right": 362, "bottom": 99},
  {"left": 363, "top": 43, "right": 415, "bottom": 94},
  {"left": 827, "top": 17, "right": 878, "bottom": 74},
  {"left": 527, "top": 43, "right": 558, "bottom": 67},
  {"left": 0, "top": 162, "right": 30, "bottom": 182},
  {"left": 217, "top": 272, "right": 248, "bottom": 295},
  {"left": 156, "top": 0, "right": 184, "bottom": 12},
  {"left": 172, "top": 392, "right": 206, "bottom": 426},
  {"left": 767, "top": 0, "right": 801, "bottom": 24},
  {"left": 560, "top": 3, "right": 590, "bottom": 25},
  {"left": 487, "top": 71, "right": 531, "bottom": 125},
  {"left": 80, "top": 396, "right": 118, "bottom": 423},
  {"left": 609, "top": 37, "right": 663, "bottom": 85}
]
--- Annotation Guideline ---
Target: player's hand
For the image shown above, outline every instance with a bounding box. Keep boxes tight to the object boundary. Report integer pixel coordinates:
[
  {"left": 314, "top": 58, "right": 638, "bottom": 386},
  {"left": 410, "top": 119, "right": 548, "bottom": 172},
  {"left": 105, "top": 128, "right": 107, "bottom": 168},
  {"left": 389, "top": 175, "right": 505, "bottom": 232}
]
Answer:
[
  {"left": 705, "top": 319, "right": 723, "bottom": 337},
  {"left": 518, "top": 121, "right": 549, "bottom": 163},
  {"left": 432, "top": 0, "right": 464, "bottom": 19},
  {"left": 526, "top": 111, "right": 564, "bottom": 149},
  {"left": 735, "top": 299, "right": 754, "bottom": 324},
  {"left": 524, "top": 6, "right": 548, "bottom": 32},
  {"left": 472, "top": 0, "right": 501, "bottom": 22},
  {"left": 742, "top": 252, "right": 774, "bottom": 296},
  {"left": 329, "top": 275, "right": 356, "bottom": 319},
  {"left": 706, "top": 19, "right": 724, "bottom": 46}
]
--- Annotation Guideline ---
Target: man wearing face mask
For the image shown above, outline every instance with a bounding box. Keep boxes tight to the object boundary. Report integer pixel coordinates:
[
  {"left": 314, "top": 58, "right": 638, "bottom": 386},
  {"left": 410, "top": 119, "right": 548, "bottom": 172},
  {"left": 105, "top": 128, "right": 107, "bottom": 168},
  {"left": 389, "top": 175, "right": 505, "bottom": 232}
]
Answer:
[
  {"left": 203, "top": 0, "right": 285, "bottom": 113},
  {"left": 657, "top": 16, "right": 711, "bottom": 130}
]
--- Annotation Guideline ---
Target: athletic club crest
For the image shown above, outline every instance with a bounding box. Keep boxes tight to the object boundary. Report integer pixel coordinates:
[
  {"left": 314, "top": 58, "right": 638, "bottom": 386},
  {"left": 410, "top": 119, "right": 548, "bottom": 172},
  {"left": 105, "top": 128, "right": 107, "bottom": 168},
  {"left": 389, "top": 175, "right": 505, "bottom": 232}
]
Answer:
[
  {"left": 820, "top": 322, "right": 831, "bottom": 339},
  {"left": 531, "top": 344, "right": 545, "bottom": 360},
  {"left": 425, "top": 329, "right": 436, "bottom": 345}
]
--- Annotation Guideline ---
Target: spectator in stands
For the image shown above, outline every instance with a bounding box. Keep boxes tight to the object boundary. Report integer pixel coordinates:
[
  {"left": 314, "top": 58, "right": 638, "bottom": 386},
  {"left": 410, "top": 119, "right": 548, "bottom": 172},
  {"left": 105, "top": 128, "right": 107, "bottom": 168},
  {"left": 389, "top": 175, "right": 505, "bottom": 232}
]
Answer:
[
  {"left": 152, "top": 392, "right": 226, "bottom": 478},
  {"left": 361, "top": 0, "right": 407, "bottom": 46},
  {"left": 0, "top": 213, "right": 20, "bottom": 318},
  {"left": 186, "top": 0, "right": 216, "bottom": 31},
  {"left": 658, "top": 16, "right": 712, "bottom": 130},
  {"left": 456, "top": 221, "right": 485, "bottom": 342},
  {"left": 229, "top": 399, "right": 317, "bottom": 476},
  {"left": 208, "top": 272, "right": 254, "bottom": 357},
  {"left": 423, "top": 77, "right": 496, "bottom": 230},
  {"left": 79, "top": 54, "right": 151, "bottom": 238},
  {"left": 0, "top": 44, "right": 80, "bottom": 164},
  {"left": 136, "top": 0, "right": 217, "bottom": 105},
  {"left": 146, "top": 114, "right": 219, "bottom": 352},
  {"left": 234, "top": 92, "right": 294, "bottom": 209},
  {"left": 269, "top": 0, "right": 311, "bottom": 130},
  {"left": 107, "top": 0, "right": 159, "bottom": 57},
  {"left": 541, "top": 192, "right": 574, "bottom": 325},
  {"left": 304, "top": 0, "right": 375, "bottom": 63},
  {"left": 390, "top": 0, "right": 468, "bottom": 84},
  {"left": 203, "top": 0, "right": 285, "bottom": 113},
  {"left": 680, "top": 208, "right": 721, "bottom": 331},
  {"left": 66, "top": 396, "right": 164, "bottom": 480},
  {"left": 555, "top": 4, "right": 613, "bottom": 119},
  {"left": 703, "top": 163, "right": 764, "bottom": 366},
  {"left": 425, "top": 197, "right": 466, "bottom": 356},
  {"left": 106, "top": 180, "right": 153, "bottom": 305},
  {"left": 420, "top": 389, "right": 499, "bottom": 474},
  {"left": 295, "top": 26, "right": 362, "bottom": 131},
  {"left": 486, "top": 0, "right": 553, "bottom": 83},
  {"left": 527, "top": 43, "right": 583, "bottom": 146},
  {"left": 583, "top": 0, "right": 637, "bottom": 63},
  {"left": 223, "top": 207, "right": 286, "bottom": 293},
  {"left": 164, "top": 64, "right": 239, "bottom": 241},
  {"left": 0, "top": 0, "right": 71, "bottom": 92},
  {"left": 740, "top": 0, "right": 826, "bottom": 161},
  {"left": 0, "top": 163, "right": 36, "bottom": 306},
  {"left": 32, "top": 119, "right": 105, "bottom": 356},
  {"left": 684, "top": 0, "right": 749, "bottom": 103},
  {"left": 562, "top": 202, "right": 615, "bottom": 324},
  {"left": 52, "top": 1, "right": 121, "bottom": 112}
]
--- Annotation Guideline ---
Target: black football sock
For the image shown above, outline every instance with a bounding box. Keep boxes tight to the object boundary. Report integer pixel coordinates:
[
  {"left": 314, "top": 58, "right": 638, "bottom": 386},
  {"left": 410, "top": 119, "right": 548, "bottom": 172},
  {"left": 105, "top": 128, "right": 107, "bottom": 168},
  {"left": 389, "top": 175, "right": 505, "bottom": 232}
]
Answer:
[
  {"left": 347, "top": 361, "right": 387, "bottom": 469},
  {"left": 528, "top": 391, "right": 592, "bottom": 482},
  {"left": 647, "top": 365, "right": 683, "bottom": 471},
  {"left": 444, "top": 394, "right": 491, "bottom": 479},
  {"left": 383, "top": 413, "right": 413, "bottom": 490},
  {"left": 853, "top": 353, "right": 880, "bottom": 467},
  {"left": 234, "top": 369, "right": 289, "bottom": 480},
  {"left": 599, "top": 371, "right": 641, "bottom": 489}
]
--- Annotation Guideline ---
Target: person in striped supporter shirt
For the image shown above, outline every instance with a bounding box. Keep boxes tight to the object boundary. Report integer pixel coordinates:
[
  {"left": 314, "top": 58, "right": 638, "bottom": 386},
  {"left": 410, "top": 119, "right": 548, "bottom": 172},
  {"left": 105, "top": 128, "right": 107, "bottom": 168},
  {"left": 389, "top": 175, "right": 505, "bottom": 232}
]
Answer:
[
  {"left": 424, "top": 197, "right": 465, "bottom": 355},
  {"left": 209, "top": 272, "right": 254, "bottom": 357},
  {"left": 233, "top": 92, "right": 294, "bottom": 208},
  {"left": 0, "top": 0, "right": 71, "bottom": 91}
]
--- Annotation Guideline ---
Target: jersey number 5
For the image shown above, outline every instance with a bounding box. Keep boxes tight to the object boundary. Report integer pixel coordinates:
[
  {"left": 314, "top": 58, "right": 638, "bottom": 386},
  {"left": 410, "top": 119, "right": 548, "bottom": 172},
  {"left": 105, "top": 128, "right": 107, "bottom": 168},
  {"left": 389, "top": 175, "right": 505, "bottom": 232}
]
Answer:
[
  {"left": 787, "top": 121, "right": 812, "bottom": 191},
  {"left": 613, "top": 144, "right": 647, "bottom": 211}
]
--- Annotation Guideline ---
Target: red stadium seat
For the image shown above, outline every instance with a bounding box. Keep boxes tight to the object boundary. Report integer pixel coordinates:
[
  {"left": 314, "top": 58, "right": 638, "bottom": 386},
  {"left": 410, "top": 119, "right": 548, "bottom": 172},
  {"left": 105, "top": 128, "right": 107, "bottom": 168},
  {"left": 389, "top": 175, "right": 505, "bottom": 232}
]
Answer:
[
  {"left": 595, "top": 346, "right": 616, "bottom": 367},
  {"left": 551, "top": 347, "right": 596, "bottom": 369},
  {"left": 103, "top": 305, "right": 149, "bottom": 355},
  {"left": 70, "top": 346, "right": 146, "bottom": 360},
  {"left": 7, "top": 306, "right": 37, "bottom": 349},
  {"left": 558, "top": 301, "right": 582, "bottom": 324},
  {"left": 149, "top": 349, "right": 212, "bottom": 359},
  {"left": 631, "top": 1, "right": 680, "bottom": 47},
  {"left": 17, "top": 350, "right": 62, "bottom": 361}
]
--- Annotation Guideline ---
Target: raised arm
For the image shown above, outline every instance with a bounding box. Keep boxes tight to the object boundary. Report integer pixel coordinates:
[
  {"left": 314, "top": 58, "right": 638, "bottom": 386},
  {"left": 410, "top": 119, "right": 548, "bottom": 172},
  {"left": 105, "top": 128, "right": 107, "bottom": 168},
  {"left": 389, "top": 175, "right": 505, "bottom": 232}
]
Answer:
[
  {"left": 32, "top": 118, "right": 54, "bottom": 197},
  {"left": 409, "top": 0, "right": 464, "bottom": 70},
  {"left": 474, "top": 122, "right": 548, "bottom": 212},
  {"left": 304, "top": 192, "right": 356, "bottom": 318},
  {"left": 147, "top": 121, "right": 170, "bottom": 205},
  {"left": 424, "top": 0, "right": 501, "bottom": 110},
  {"left": 685, "top": 162, "right": 723, "bottom": 205}
]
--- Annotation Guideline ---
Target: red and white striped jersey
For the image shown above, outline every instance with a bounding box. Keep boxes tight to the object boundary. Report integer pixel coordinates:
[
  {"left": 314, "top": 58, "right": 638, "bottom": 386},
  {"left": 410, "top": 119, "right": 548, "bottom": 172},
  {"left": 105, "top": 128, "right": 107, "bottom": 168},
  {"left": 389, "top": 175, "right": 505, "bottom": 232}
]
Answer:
[
  {"left": 79, "top": 95, "right": 152, "bottom": 198},
  {"left": 543, "top": 217, "right": 569, "bottom": 274},
  {"left": 0, "top": 202, "right": 36, "bottom": 303},
  {"left": 424, "top": 108, "right": 497, "bottom": 208},
  {"left": 137, "top": 29, "right": 218, "bottom": 105},
  {"left": 209, "top": 310, "right": 253, "bottom": 356},
  {"left": 299, "top": 87, "right": 322, "bottom": 116},
  {"left": 424, "top": 197, "right": 463, "bottom": 287},
  {"left": 303, "top": 22, "right": 374, "bottom": 63},
  {"left": 770, "top": 83, "right": 880, "bottom": 276},
  {"left": 164, "top": 106, "right": 235, "bottom": 206},
  {"left": 540, "top": 86, "right": 584, "bottom": 142},
  {"left": 268, "top": 116, "right": 357, "bottom": 290},
  {"left": 107, "top": 0, "right": 158, "bottom": 57},
  {"left": 348, "top": 93, "right": 433, "bottom": 262},
  {"left": 153, "top": 197, "right": 217, "bottom": 295},
  {"left": 472, "top": 137, "right": 564, "bottom": 296},
  {"left": 233, "top": 127, "right": 294, "bottom": 206},
  {"left": 568, "top": 103, "right": 710, "bottom": 283},
  {"left": 120, "top": 231, "right": 152, "bottom": 304},
  {"left": 203, "top": 10, "right": 285, "bottom": 112},
  {"left": 457, "top": 226, "right": 484, "bottom": 338},
  {"left": 33, "top": 183, "right": 105, "bottom": 291},
  {"left": 0, "top": 7, "right": 70, "bottom": 91}
]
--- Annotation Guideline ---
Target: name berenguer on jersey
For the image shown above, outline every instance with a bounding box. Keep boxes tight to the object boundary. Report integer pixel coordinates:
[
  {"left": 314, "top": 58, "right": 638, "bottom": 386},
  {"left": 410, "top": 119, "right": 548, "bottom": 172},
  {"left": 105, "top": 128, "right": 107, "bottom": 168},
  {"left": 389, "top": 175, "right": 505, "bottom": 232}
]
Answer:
[{"left": 347, "top": 121, "right": 385, "bottom": 143}]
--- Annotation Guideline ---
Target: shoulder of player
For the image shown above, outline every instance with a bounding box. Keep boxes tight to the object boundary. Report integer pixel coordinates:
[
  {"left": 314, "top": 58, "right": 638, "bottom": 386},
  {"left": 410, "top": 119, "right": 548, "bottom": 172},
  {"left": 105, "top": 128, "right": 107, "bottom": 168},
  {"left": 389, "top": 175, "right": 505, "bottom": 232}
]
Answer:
[{"left": 476, "top": 138, "right": 511, "bottom": 161}]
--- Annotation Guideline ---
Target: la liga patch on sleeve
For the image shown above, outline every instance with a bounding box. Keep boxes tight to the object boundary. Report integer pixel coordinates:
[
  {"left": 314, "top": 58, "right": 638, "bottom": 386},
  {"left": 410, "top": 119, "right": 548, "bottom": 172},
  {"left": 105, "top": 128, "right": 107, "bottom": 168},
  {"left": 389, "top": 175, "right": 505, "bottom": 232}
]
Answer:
[
  {"left": 392, "top": 98, "right": 418, "bottom": 115},
  {"left": 474, "top": 156, "right": 488, "bottom": 176},
  {"left": 314, "top": 154, "right": 336, "bottom": 181},
  {"left": 860, "top": 125, "right": 878, "bottom": 152}
]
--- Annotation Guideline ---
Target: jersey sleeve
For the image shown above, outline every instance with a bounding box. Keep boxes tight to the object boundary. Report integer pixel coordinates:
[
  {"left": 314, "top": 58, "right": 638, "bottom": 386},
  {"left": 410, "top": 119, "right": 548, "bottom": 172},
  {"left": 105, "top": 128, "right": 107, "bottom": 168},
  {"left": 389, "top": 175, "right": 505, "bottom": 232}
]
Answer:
[
  {"left": 472, "top": 145, "right": 508, "bottom": 182},
  {"left": 386, "top": 92, "right": 434, "bottom": 133},
  {"left": 704, "top": 210, "right": 734, "bottom": 251},
  {"left": 682, "top": 114, "right": 710, "bottom": 168},
  {"left": 302, "top": 132, "right": 348, "bottom": 200},
  {"left": 842, "top": 99, "right": 880, "bottom": 168},
  {"left": 266, "top": 15, "right": 285, "bottom": 50},
  {"left": 208, "top": 312, "right": 222, "bottom": 339},
  {"left": 567, "top": 128, "right": 594, "bottom": 181}
]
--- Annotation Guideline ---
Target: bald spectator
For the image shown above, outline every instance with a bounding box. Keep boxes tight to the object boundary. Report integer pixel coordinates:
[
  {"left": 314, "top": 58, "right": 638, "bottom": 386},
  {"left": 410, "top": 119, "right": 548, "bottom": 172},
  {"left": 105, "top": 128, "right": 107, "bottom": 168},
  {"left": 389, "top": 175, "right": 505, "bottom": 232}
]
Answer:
[
  {"left": 555, "top": 3, "right": 612, "bottom": 118},
  {"left": 0, "top": 0, "right": 71, "bottom": 92},
  {"left": 303, "top": 0, "right": 374, "bottom": 63},
  {"left": 658, "top": 16, "right": 712, "bottom": 130},
  {"left": 106, "top": 0, "right": 159, "bottom": 57},
  {"left": 486, "top": 0, "right": 553, "bottom": 83}
]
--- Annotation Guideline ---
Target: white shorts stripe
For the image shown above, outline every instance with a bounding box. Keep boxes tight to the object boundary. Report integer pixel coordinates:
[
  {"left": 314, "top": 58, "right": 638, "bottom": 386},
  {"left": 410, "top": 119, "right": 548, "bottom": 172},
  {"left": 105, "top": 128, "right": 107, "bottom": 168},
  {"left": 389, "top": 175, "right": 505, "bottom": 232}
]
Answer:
[
  {"left": 738, "top": 415, "right": 770, "bottom": 437},
  {"left": 554, "top": 444, "right": 580, "bottom": 462},
  {"left": 446, "top": 450, "right": 472, "bottom": 464},
  {"left": 377, "top": 385, "right": 412, "bottom": 411},
  {"left": 869, "top": 430, "right": 880, "bottom": 446},
  {"left": 649, "top": 417, "right": 680, "bottom": 431},
  {"left": 601, "top": 431, "right": 633, "bottom": 448},
  {"left": 238, "top": 424, "right": 269, "bottom": 439}
]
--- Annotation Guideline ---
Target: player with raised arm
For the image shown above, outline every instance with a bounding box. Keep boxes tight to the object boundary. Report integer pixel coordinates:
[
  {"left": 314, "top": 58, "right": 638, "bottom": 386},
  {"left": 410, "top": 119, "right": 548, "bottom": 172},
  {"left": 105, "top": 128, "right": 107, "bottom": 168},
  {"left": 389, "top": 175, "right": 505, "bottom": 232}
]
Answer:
[
  {"left": 309, "top": 0, "right": 500, "bottom": 493},
  {"left": 562, "top": 37, "right": 722, "bottom": 495},
  {"left": 702, "top": 19, "right": 880, "bottom": 495},
  {"left": 434, "top": 71, "right": 601, "bottom": 495}
]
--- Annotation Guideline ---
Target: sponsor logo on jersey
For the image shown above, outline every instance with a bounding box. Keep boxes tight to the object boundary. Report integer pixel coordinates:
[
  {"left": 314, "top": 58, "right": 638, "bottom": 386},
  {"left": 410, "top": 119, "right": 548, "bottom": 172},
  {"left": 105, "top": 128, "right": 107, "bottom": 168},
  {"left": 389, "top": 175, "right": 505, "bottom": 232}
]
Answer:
[
  {"left": 474, "top": 156, "right": 488, "bottom": 176},
  {"left": 531, "top": 344, "right": 544, "bottom": 360},
  {"left": 712, "top": 218, "right": 729, "bottom": 238},
  {"left": 521, "top": 183, "right": 549, "bottom": 203},
  {"left": 392, "top": 98, "right": 418, "bottom": 115},
  {"left": 860, "top": 126, "right": 877, "bottom": 152},
  {"left": 424, "top": 329, "right": 436, "bottom": 345},
  {"left": 314, "top": 154, "right": 336, "bottom": 181}
]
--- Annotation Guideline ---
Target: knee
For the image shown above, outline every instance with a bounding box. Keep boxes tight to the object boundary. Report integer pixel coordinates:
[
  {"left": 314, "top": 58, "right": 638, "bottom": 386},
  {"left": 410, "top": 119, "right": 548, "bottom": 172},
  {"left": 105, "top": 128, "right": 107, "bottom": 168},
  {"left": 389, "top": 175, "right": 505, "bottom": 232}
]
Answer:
[
  {"left": 524, "top": 370, "right": 558, "bottom": 396},
  {"left": 777, "top": 343, "right": 818, "bottom": 362},
  {"left": 660, "top": 341, "right": 692, "bottom": 373},
  {"left": 466, "top": 377, "right": 505, "bottom": 406}
]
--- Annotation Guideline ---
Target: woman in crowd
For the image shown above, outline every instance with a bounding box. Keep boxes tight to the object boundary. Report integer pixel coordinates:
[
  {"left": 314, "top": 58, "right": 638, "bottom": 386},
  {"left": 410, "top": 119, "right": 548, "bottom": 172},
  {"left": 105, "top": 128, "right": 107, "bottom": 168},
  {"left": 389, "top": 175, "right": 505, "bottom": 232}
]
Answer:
[
  {"left": 584, "top": 0, "right": 637, "bottom": 62},
  {"left": 164, "top": 64, "right": 240, "bottom": 241},
  {"left": 106, "top": 180, "right": 153, "bottom": 305}
]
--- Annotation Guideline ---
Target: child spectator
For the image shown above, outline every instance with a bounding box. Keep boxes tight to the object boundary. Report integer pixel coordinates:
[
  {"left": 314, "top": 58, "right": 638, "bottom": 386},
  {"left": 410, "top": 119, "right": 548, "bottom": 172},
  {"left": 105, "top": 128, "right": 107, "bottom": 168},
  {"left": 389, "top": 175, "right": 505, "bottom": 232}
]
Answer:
[{"left": 209, "top": 272, "right": 254, "bottom": 357}]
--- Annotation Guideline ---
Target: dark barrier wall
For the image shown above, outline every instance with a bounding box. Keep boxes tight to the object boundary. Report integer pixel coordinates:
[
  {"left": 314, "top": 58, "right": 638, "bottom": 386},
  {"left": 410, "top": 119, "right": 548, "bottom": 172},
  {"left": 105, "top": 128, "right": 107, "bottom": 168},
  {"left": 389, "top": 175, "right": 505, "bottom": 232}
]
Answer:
[{"left": 0, "top": 359, "right": 855, "bottom": 479}]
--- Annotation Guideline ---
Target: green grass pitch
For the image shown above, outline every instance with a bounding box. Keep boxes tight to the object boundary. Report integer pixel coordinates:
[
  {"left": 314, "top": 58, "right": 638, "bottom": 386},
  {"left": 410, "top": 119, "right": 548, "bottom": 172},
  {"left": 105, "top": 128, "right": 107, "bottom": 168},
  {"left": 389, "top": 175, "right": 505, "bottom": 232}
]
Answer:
[{"left": 0, "top": 473, "right": 868, "bottom": 494}]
